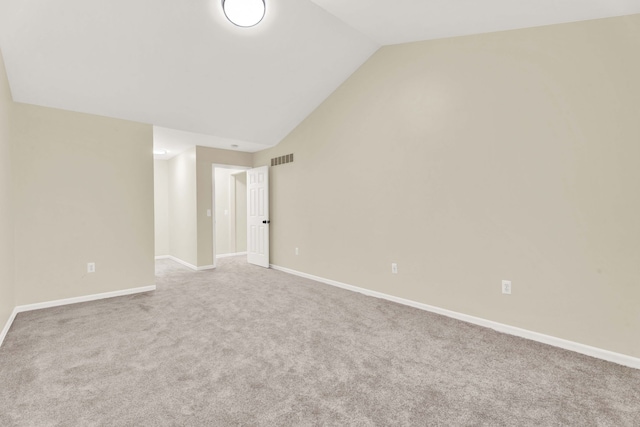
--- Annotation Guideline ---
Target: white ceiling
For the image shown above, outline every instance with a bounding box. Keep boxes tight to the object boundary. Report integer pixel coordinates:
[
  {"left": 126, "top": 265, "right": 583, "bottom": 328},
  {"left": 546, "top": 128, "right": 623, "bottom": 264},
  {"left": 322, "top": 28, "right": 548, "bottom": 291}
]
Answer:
[
  {"left": 1, "top": 1, "right": 639, "bottom": 157},
  {"left": 0, "top": 0, "right": 377, "bottom": 154},
  {"left": 153, "top": 126, "right": 267, "bottom": 160},
  {"left": 311, "top": 0, "right": 640, "bottom": 45}
]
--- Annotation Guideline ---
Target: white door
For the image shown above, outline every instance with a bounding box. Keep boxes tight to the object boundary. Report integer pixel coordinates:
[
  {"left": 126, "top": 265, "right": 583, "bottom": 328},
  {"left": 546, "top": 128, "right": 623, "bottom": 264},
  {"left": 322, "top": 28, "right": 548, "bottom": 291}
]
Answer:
[{"left": 247, "top": 166, "right": 269, "bottom": 268}]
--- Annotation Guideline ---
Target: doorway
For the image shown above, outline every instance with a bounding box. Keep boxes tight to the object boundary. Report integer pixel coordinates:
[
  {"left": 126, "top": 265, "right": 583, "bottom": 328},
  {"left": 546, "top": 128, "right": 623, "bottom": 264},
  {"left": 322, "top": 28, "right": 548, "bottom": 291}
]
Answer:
[{"left": 212, "top": 166, "right": 249, "bottom": 266}]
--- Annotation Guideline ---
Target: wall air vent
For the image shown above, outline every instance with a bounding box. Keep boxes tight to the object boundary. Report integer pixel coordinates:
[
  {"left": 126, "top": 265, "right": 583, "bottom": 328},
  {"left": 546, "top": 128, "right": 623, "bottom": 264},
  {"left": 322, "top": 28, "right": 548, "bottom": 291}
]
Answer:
[{"left": 271, "top": 153, "right": 294, "bottom": 167}]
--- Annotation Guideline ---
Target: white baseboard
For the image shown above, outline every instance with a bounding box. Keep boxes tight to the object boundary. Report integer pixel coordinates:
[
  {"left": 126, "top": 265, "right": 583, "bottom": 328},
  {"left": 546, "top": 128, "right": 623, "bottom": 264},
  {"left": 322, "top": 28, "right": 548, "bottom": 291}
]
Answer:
[
  {"left": 216, "top": 252, "right": 247, "bottom": 259},
  {"left": 156, "top": 255, "right": 215, "bottom": 271},
  {"left": 270, "top": 264, "right": 640, "bottom": 370},
  {"left": 14, "top": 285, "right": 157, "bottom": 313},
  {"left": 0, "top": 307, "right": 19, "bottom": 349},
  {"left": 0, "top": 285, "right": 156, "bottom": 348}
]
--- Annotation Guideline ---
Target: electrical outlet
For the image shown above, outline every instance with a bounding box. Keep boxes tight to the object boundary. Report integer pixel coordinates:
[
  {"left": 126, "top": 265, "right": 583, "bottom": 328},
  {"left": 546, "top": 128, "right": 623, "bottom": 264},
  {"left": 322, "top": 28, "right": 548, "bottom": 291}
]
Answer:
[
  {"left": 391, "top": 263, "right": 398, "bottom": 274},
  {"left": 295, "top": 247, "right": 299, "bottom": 255},
  {"left": 502, "top": 280, "right": 511, "bottom": 295},
  {"left": 87, "top": 262, "right": 96, "bottom": 273}
]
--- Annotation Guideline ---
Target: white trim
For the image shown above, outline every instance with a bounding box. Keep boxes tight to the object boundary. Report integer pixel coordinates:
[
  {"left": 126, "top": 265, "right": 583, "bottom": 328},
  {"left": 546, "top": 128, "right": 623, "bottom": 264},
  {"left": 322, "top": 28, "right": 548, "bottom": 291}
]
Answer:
[
  {"left": 155, "top": 255, "right": 170, "bottom": 260},
  {"left": 216, "top": 252, "right": 247, "bottom": 259},
  {"left": 159, "top": 255, "right": 215, "bottom": 271},
  {"left": 0, "top": 285, "right": 155, "bottom": 348},
  {"left": 0, "top": 307, "right": 19, "bottom": 348},
  {"left": 270, "top": 264, "right": 640, "bottom": 370},
  {"left": 229, "top": 176, "right": 237, "bottom": 253},
  {"left": 15, "top": 285, "right": 157, "bottom": 313}
]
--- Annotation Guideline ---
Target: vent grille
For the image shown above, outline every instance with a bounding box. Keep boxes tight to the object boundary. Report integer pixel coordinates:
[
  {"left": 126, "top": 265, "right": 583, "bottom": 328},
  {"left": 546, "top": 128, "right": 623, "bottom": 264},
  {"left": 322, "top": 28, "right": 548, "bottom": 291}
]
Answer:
[{"left": 271, "top": 153, "right": 294, "bottom": 167}]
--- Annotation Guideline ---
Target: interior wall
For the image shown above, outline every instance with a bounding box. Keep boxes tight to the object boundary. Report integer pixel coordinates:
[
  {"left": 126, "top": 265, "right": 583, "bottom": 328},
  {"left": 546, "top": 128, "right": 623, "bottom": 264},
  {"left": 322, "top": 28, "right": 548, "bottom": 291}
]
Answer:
[
  {"left": 234, "top": 172, "right": 247, "bottom": 253},
  {"left": 196, "top": 146, "right": 252, "bottom": 267},
  {"left": 0, "top": 49, "right": 15, "bottom": 330},
  {"left": 253, "top": 15, "right": 640, "bottom": 358},
  {"left": 154, "top": 159, "right": 169, "bottom": 257},
  {"left": 12, "top": 103, "right": 155, "bottom": 305},
  {"left": 214, "top": 168, "right": 233, "bottom": 255},
  {"left": 168, "top": 148, "right": 198, "bottom": 266}
]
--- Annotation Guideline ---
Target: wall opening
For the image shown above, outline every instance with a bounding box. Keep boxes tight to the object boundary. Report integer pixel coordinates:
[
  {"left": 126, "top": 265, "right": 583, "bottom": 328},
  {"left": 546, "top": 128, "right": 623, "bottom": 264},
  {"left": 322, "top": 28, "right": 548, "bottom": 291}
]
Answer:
[{"left": 213, "top": 166, "right": 249, "bottom": 264}]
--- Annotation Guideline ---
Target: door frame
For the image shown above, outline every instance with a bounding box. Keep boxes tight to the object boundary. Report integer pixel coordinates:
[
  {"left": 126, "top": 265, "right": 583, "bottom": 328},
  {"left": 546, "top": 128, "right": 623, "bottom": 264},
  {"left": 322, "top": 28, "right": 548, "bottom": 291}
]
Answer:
[{"left": 211, "top": 164, "right": 250, "bottom": 268}]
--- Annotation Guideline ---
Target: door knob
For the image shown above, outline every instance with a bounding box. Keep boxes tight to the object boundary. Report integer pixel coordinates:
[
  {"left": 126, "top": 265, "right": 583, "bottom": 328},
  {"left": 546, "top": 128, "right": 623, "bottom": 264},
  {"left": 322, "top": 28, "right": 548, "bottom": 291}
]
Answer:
[{"left": 262, "top": 220, "right": 271, "bottom": 224}]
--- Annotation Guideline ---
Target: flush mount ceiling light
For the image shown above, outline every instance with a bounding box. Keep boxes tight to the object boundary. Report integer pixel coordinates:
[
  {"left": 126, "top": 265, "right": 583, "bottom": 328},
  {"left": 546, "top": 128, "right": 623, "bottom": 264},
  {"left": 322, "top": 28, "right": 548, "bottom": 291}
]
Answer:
[
  {"left": 222, "top": 0, "right": 265, "bottom": 27},
  {"left": 153, "top": 149, "right": 168, "bottom": 155}
]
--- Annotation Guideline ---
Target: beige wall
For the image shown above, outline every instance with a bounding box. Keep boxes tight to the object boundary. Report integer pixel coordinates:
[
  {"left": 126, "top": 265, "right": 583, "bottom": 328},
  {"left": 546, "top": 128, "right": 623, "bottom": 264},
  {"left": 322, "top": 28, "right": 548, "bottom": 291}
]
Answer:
[
  {"left": 234, "top": 172, "right": 247, "bottom": 253},
  {"left": 168, "top": 148, "right": 198, "bottom": 266},
  {"left": 0, "top": 49, "right": 15, "bottom": 329},
  {"left": 214, "top": 168, "right": 233, "bottom": 255},
  {"left": 161, "top": 146, "right": 251, "bottom": 266},
  {"left": 12, "top": 103, "right": 155, "bottom": 305},
  {"left": 214, "top": 168, "right": 230, "bottom": 255},
  {"left": 196, "top": 146, "right": 252, "bottom": 266},
  {"left": 254, "top": 15, "right": 640, "bottom": 358},
  {"left": 154, "top": 159, "right": 170, "bottom": 256}
]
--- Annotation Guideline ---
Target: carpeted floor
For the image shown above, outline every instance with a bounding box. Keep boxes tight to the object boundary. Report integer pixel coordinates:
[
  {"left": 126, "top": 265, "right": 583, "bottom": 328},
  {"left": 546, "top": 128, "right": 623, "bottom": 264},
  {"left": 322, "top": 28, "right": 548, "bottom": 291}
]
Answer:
[{"left": 0, "top": 257, "right": 638, "bottom": 426}]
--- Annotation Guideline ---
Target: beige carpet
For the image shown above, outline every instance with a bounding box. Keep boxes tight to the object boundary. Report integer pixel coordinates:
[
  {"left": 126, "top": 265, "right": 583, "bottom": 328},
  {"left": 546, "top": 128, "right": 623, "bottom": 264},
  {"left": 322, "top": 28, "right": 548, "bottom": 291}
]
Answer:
[{"left": 0, "top": 256, "right": 638, "bottom": 426}]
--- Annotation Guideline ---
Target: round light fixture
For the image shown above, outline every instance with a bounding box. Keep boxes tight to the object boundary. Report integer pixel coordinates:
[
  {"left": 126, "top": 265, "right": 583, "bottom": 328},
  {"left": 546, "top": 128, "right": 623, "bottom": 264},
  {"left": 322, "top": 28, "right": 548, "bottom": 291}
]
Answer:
[
  {"left": 222, "top": 0, "right": 265, "bottom": 27},
  {"left": 153, "top": 149, "right": 168, "bottom": 155}
]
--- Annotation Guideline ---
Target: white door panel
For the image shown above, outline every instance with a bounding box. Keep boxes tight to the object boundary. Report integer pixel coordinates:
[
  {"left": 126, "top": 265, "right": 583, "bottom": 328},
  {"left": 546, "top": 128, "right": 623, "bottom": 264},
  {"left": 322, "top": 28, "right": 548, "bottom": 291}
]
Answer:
[{"left": 247, "top": 166, "right": 269, "bottom": 268}]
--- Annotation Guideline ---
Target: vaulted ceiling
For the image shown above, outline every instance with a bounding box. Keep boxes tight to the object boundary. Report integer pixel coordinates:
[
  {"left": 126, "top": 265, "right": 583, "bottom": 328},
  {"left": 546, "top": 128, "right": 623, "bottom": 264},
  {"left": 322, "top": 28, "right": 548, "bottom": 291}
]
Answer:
[
  {"left": 1, "top": 0, "right": 638, "bottom": 155},
  {"left": 310, "top": 0, "right": 640, "bottom": 45}
]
